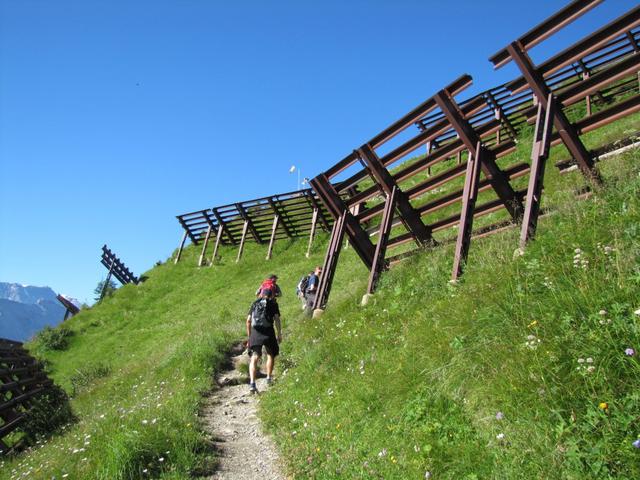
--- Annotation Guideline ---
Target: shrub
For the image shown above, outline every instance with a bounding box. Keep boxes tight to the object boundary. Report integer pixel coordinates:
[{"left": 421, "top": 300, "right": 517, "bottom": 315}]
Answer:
[
  {"left": 35, "top": 326, "right": 73, "bottom": 351},
  {"left": 70, "top": 362, "right": 112, "bottom": 396}
]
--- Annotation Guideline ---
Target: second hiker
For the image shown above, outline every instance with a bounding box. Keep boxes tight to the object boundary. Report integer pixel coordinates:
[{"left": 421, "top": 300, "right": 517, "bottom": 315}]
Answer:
[{"left": 303, "top": 265, "right": 322, "bottom": 315}]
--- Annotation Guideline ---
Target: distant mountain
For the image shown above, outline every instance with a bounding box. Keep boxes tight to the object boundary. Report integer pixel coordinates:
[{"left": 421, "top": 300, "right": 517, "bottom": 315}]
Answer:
[{"left": 0, "top": 283, "right": 68, "bottom": 342}]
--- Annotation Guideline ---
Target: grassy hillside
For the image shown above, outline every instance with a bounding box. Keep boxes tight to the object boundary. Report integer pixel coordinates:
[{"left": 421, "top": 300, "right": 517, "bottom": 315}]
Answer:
[
  {"left": 0, "top": 228, "right": 366, "bottom": 478},
  {"left": 262, "top": 146, "right": 640, "bottom": 479},
  {"left": 2, "top": 119, "right": 639, "bottom": 479}
]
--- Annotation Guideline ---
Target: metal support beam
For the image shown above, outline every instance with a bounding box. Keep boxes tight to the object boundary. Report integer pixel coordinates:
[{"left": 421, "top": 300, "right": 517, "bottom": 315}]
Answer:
[
  {"left": 235, "top": 203, "right": 263, "bottom": 244},
  {"left": 305, "top": 190, "right": 331, "bottom": 232},
  {"left": 357, "top": 144, "right": 435, "bottom": 246},
  {"left": 520, "top": 94, "right": 555, "bottom": 248},
  {"left": 306, "top": 208, "right": 319, "bottom": 258},
  {"left": 266, "top": 215, "right": 279, "bottom": 260},
  {"left": 434, "top": 89, "right": 524, "bottom": 220},
  {"left": 210, "top": 225, "right": 224, "bottom": 265},
  {"left": 236, "top": 220, "right": 249, "bottom": 263},
  {"left": 198, "top": 226, "right": 213, "bottom": 267},
  {"left": 506, "top": 42, "right": 602, "bottom": 184},
  {"left": 212, "top": 208, "right": 236, "bottom": 244},
  {"left": 311, "top": 174, "right": 375, "bottom": 270},
  {"left": 267, "top": 199, "right": 294, "bottom": 237},
  {"left": 367, "top": 186, "right": 398, "bottom": 294},
  {"left": 174, "top": 231, "right": 188, "bottom": 264},
  {"left": 313, "top": 213, "right": 347, "bottom": 311},
  {"left": 452, "top": 142, "right": 484, "bottom": 280}
]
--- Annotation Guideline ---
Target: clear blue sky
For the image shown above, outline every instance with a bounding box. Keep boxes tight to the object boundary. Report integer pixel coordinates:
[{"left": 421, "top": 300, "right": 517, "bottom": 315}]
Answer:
[{"left": 0, "top": 0, "right": 635, "bottom": 305}]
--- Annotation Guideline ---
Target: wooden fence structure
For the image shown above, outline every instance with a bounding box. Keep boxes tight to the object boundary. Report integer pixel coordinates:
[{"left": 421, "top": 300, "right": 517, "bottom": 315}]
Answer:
[
  {"left": 175, "top": 188, "right": 334, "bottom": 265},
  {"left": 0, "top": 339, "right": 53, "bottom": 453},
  {"left": 99, "top": 245, "right": 139, "bottom": 301},
  {"left": 309, "top": 1, "right": 640, "bottom": 310},
  {"left": 56, "top": 295, "right": 80, "bottom": 321},
  {"left": 173, "top": 0, "right": 639, "bottom": 311}
]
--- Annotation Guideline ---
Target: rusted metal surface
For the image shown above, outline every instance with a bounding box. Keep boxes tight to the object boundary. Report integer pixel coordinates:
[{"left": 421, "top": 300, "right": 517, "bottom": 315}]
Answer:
[
  {"left": 520, "top": 95, "right": 555, "bottom": 248},
  {"left": 451, "top": 142, "right": 484, "bottom": 280}
]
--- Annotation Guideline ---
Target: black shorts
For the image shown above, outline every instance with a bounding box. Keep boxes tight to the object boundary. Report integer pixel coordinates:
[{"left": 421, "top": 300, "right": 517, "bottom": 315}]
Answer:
[{"left": 249, "top": 336, "right": 279, "bottom": 357}]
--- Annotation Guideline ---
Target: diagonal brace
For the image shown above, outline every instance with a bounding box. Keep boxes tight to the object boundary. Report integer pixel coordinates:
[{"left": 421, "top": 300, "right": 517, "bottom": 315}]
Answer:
[
  {"left": 311, "top": 174, "right": 375, "bottom": 269},
  {"left": 506, "top": 42, "right": 601, "bottom": 184},
  {"left": 434, "top": 90, "right": 524, "bottom": 220},
  {"left": 356, "top": 144, "right": 435, "bottom": 246}
]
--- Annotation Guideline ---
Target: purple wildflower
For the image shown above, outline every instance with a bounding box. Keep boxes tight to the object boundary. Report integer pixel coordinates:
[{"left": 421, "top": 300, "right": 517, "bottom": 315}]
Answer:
[
  {"left": 625, "top": 348, "right": 635, "bottom": 357},
  {"left": 495, "top": 411, "right": 504, "bottom": 420},
  {"left": 633, "top": 439, "right": 640, "bottom": 449}
]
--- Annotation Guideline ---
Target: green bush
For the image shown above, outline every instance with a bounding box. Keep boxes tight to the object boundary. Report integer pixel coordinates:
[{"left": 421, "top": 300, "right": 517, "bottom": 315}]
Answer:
[
  {"left": 34, "top": 326, "right": 73, "bottom": 351},
  {"left": 70, "top": 363, "right": 112, "bottom": 396}
]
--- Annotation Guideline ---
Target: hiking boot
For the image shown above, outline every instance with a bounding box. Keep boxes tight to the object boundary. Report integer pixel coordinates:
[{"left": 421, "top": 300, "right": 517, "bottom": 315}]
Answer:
[{"left": 249, "top": 382, "right": 258, "bottom": 394}]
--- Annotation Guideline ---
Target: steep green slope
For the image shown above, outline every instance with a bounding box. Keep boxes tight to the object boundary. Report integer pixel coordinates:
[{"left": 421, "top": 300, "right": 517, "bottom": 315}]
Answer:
[
  {"left": 0, "top": 229, "right": 367, "bottom": 478},
  {"left": 262, "top": 147, "right": 640, "bottom": 479}
]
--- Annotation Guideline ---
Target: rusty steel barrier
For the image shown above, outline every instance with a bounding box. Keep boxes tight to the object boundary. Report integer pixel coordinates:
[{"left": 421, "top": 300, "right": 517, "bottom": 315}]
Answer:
[
  {"left": 310, "top": 1, "right": 640, "bottom": 310},
  {"left": 172, "top": 1, "right": 639, "bottom": 310}
]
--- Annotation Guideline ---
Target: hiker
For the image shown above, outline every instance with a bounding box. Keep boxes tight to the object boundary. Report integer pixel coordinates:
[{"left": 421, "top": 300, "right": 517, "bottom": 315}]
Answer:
[
  {"left": 246, "top": 288, "right": 282, "bottom": 393},
  {"left": 256, "top": 274, "right": 282, "bottom": 299},
  {"left": 296, "top": 271, "right": 313, "bottom": 310},
  {"left": 303, "top": 265, "right": 322, "bottom": 315}
]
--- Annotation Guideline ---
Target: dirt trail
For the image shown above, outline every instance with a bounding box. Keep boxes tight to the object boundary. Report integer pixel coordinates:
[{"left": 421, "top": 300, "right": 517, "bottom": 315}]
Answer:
[{"left": 201, "top": 343, "right": 286, "bottom": 480}]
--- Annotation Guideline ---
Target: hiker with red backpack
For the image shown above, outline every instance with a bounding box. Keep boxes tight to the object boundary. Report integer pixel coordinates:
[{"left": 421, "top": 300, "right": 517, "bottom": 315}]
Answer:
[
  {"left": 246, "top": 288, "right": 282, "bottom": 393},
  {"left": 256, "top": 274, "right": 282, "bottom": 299}
]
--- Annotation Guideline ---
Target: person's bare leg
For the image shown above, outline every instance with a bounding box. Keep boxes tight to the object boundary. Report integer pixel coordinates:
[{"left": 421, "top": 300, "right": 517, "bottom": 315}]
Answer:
[
  {"left": 266, "top": 354, "right": 274, "bottom": 379},
  {"left": 249, "top": 353, "right": 260, "bottom": 384}
]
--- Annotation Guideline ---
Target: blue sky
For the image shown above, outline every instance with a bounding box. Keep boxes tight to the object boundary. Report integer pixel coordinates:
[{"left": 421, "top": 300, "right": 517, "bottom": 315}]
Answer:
[{"left": 0, "top": 0, "right": 636, "bottom": 304}]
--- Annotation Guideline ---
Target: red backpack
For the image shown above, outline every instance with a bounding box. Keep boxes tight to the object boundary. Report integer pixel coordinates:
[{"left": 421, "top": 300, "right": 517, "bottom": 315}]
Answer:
[{"left": 259, "top": 278, "right": 276, "bottom": 295}]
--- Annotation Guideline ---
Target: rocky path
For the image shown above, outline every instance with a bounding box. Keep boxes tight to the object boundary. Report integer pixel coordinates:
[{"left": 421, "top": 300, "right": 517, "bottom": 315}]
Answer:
[{"left": 201, "top": 343, "right": 286, "bottom": 480}]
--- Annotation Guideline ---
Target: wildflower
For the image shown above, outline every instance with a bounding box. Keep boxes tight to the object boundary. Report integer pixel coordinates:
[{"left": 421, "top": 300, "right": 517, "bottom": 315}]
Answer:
[
  {"left": 378, "top": 448, "right": 387, "bottom": 457},
  {"left": 625, "top": 348, "right": 635, "bottom": 356},
  {"left": 634, "top": 308, "right": 640, "bottom": 316},
  {"left": 598, "top": 402, "right": 608, "bottom": 410},
  {"left": 158, "top": 457, "right": 164, "bottom": 463},
  {"left": 528, "top": 320, "right": 538, "bottom": 328},
  {"left": 633, "top": 439, "right": 640, "bottom": 449},
  {"left": 599, "top": 309, "right": 607, "bottom": 316},
  {"left": 496, "top": 433, "right": 505, "bottom": 441},
  {"left": 425, "top": 472, "right": 432, "bottom": 479},
  {"left": 574, "top": 248, "right": 582, "bottom": 254},
  {"left": 586, "top": 357, "right": 594, "bottom": 363},
  {"left": 577, "top": 358, "right": 585, "bottom": 364},
  {"left": 495, "top": 412, "right": 504, "bottom": 420},
  {"left": 587, "top": 366, "right": 595, "bottom": 373}
]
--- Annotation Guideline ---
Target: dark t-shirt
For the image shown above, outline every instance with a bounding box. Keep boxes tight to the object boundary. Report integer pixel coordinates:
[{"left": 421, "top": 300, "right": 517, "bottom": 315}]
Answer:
[{"left": 248, "top": 298, "right": 280, "bottom": 345}]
